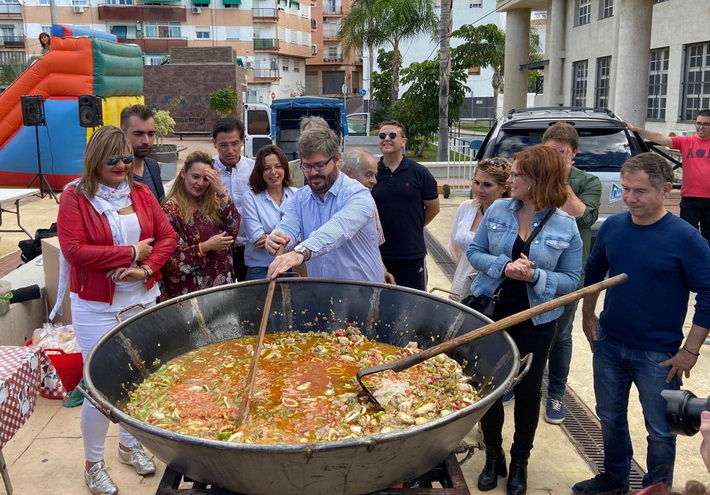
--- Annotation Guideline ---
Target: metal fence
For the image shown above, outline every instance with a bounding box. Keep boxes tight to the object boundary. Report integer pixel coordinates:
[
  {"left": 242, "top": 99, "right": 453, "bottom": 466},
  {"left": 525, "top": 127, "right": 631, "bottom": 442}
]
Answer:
[{"left": 430, "top": 136, "right": 477, "bottom": 198}]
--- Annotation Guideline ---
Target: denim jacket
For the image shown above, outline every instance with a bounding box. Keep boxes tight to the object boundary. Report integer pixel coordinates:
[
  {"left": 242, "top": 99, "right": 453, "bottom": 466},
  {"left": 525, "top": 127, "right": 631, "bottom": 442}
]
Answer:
[{"left": 466, "top": 198, "right": 582, "bottom": 325}]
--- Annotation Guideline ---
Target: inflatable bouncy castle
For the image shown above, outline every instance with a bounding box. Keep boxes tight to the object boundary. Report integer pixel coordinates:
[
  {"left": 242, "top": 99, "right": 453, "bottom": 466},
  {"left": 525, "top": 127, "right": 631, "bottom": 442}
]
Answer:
[{"left": 0, "top": 25, "right": 144, "bottom": 190}]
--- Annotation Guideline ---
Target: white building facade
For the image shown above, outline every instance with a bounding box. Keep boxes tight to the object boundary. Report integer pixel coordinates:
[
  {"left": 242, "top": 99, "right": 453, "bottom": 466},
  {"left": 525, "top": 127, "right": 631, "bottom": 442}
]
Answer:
[{"left": 499, "top": 0, "right": 709, "bottom": 134}]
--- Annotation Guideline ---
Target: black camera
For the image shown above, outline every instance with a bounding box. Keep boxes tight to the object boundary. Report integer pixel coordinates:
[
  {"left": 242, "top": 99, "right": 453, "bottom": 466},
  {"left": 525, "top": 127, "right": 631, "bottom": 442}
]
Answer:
[{"left": 662, "top": 389, "right": 710, "bottom": 436}]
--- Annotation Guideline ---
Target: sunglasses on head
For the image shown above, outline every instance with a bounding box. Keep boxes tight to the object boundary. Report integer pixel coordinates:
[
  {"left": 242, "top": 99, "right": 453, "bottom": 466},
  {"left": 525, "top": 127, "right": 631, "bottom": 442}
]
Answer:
[
  {"left": 105, "top": 154, "right": 134, "bottom": 166},
  {"left": 378, "top": 132, "right": 398, "bottom": 140},
  {"left": 479, "top": 158, "right": 508, "bottom": 168}
]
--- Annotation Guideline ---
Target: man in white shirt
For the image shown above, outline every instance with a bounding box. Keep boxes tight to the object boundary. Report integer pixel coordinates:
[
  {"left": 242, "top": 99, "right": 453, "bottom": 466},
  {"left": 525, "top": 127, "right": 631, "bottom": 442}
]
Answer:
[{"left": 212, "top": 117, "right": 255, "bottom": 281}]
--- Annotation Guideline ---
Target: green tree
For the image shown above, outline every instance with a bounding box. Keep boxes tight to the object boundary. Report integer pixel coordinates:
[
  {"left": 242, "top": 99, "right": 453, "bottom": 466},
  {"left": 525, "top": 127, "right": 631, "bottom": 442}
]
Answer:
[
  {"left": 339, "top": 0, "right": 438, "bottom": 105},
  {"left": 453, "top": 24, "right": 544, "bottom": 116},
  {"left": 395, "top": 57, "right": 466, "bottom": 157},
  {"left": 0, "top": 53, "right": 34, "bottom": 89},
  {"left": 452, "top": 24, "right": 505, "bottom": 119},
  {"left": 370, "top": 49, "right": 395, "bottom": 124},
  {"left": 208, "top": 87, "right": 239, "bottom": 117}
]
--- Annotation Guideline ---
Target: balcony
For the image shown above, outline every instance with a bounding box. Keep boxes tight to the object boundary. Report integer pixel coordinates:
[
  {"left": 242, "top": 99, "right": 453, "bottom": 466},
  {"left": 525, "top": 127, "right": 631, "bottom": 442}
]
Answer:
[
  {"left": 322, "top": 55, "right": 343, "bottom": 63},
  {"left": 0, "top": 4, "right": 21, "bottom": 17},
  {"left": 253, "top": 8, "right": 278, "bottom": 20},
  {"left": 98, "top": 4, "right": 187, "bottom": 22},
  {"left": 118, "top": 37, "right": 188, "bottom": 52},
  {"left": 0, "top": 36, "right": 25, "bottom": 48},
  {"left": 254, "top": 38, "right": 280, "bottom": 51},
  {"left": 254, "top": 68, "right": 280, "bottom": 80},
  {"left": 323, "top": 5, "right": 342, "bottom": 15},
  {"left": 322, "top": 26, "right": 339, "bottom": 39}
]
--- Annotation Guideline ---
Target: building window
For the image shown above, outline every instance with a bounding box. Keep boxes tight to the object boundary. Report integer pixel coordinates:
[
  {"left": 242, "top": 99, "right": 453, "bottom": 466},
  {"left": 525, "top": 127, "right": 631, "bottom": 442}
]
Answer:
[
  {"left": 599, "top": 0, "right": 613, "bottom": 19},
  {"left": 469, "top": 0, "right": 482, "bottom": 7},
  {"left": 144, "top": 22, "right": 181, "bottom": 38},
  {"left": 195, "top": 26, "right": 210, "bottom": 39},
  {"left": 294, "top": 62, "right": 300, "bottom": 73},
  {"left": 571, "top": 60, "right": 588, "bottom": 107},
  {"left": 468, "top": 66, "right": 480, "bottom": 75},
  {"left": 39, "top": 0, "right": 50, "bottom": 5},
  {"left": 575, "top": 0, "right": 591, "bottom": 26},
  {"left": 226, "top": 27, "right": 241, "bottom": 40},
  {"left": 40, "top": 25, "right": 51, "bottom": 34},
  {"left": 682, "top": 42, "right": 710, "bottom": 121},
  {"left": 647, "top": 47, "right": 669, "bottom": 120},
  {"left": 595, "top": 56, "right": 611, "bottom": 109},
  {"left": 106, "top": 0, "right": 135, "bottom": 4}
]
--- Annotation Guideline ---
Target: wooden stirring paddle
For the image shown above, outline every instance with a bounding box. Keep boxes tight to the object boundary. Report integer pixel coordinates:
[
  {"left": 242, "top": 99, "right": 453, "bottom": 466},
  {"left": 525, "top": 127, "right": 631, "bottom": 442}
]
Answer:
[{"left": 235, "top": 245, "right": 284, "bottom": 428}]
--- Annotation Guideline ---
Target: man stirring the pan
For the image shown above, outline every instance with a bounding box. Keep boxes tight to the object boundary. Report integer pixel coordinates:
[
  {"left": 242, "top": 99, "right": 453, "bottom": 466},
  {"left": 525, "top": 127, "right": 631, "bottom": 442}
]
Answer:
[
  {"left": 573, "top": 153, "right": 710, "bottom": 494},
  {"left": 265, "top": 127, "right": 384, "bottom": 282}
]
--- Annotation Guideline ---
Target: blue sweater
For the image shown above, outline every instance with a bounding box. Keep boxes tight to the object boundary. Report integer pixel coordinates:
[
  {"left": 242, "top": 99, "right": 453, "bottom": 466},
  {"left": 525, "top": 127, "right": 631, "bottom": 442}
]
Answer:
[{"left": 585, "top": 211, "right": 710, "bottom": 353}]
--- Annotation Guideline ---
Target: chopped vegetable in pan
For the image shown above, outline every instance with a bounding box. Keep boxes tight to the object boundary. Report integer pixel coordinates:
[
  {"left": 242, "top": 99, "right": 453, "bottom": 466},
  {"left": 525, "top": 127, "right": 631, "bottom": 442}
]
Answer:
[{"left": 125, "top": 327, "right": 479, "bottom": 444}]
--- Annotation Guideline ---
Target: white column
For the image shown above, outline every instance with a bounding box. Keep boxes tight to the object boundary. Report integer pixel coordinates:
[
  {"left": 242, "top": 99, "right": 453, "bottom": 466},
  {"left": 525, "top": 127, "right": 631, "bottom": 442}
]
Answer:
[
  {"left": 543, "top": 0, "right": 565, "bottom": 106},
  {"left": 503, "top": 8, "right": 531, "bottom": 114},
  {"left": 613, "top": 0, "right": 653, "bottom": 122}
]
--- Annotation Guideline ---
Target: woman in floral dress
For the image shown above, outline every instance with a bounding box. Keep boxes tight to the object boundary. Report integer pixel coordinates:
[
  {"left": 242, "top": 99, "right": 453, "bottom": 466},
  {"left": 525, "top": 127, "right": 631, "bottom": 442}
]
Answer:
[{"left": 161, "top": 150, "right": 240, "bottom": 298}]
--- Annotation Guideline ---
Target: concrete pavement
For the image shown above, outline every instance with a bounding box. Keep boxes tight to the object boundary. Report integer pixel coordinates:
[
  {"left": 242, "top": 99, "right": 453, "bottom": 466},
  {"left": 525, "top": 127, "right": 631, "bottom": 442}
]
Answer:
[{"left": 1, "top": 136, "right": 709, "bottom": 493}]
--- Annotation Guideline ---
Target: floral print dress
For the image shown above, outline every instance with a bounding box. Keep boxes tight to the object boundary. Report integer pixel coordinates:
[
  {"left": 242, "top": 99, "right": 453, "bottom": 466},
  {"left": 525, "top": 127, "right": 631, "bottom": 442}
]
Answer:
[{"left": 161, "top": 198, "right": 240, "bottom": 299}]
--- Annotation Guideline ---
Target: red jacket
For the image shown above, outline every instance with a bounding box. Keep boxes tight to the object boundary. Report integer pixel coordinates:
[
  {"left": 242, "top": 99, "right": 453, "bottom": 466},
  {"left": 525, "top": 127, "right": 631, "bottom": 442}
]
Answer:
[{"left": 57, "top": 183, "right": 177, "bottom": 305}]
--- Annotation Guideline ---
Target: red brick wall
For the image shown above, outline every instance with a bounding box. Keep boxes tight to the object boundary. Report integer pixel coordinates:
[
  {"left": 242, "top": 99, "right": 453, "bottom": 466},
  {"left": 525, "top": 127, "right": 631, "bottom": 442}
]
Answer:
[{"left": 144, "top": 64, "right": 248, "bottom": 134}]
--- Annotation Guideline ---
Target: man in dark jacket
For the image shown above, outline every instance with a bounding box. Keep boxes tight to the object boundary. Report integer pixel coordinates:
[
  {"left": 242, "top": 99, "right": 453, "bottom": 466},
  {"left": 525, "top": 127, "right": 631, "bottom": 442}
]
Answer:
[{"left": 120, "top": 104, "right": 165, "bottom": 202}]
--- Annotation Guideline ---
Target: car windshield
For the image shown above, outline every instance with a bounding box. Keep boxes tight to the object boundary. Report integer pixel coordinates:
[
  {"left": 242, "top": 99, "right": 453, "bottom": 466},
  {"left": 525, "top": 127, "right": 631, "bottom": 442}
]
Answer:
[{"left": 488, "top": 127, "right": 633, "bottom": 171}]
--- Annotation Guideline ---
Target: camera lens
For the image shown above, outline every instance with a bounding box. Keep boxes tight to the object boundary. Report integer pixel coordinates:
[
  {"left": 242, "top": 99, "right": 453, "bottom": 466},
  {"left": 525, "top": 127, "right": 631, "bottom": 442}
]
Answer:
[{"left": 662, "top": 389, "right": 710, "bottom": 436}]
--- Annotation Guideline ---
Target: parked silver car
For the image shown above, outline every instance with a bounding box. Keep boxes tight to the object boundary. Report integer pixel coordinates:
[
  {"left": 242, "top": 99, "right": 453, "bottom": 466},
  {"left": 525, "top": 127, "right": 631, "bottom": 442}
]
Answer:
[{"left": 470, "top": 107, "right": 650, "bottom": 240}]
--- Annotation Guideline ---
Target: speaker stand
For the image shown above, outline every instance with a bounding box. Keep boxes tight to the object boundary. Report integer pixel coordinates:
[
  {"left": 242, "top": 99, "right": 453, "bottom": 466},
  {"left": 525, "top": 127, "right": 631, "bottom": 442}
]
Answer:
[{"left": 26, "top": 124, "right": 58, "bottom": 204}]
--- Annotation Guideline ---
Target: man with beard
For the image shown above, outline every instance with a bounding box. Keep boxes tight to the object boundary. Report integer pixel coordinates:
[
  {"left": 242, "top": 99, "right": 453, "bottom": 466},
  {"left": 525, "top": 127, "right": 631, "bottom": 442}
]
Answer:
[
  {"left": 265, "top": 127, "right": 383, "bottom": 282},
  {"left": 212, "top": 116, "right": 255, "bottom": 281},
  {"left": 120, "top": 105, "right": 165, "bottom": 201}
]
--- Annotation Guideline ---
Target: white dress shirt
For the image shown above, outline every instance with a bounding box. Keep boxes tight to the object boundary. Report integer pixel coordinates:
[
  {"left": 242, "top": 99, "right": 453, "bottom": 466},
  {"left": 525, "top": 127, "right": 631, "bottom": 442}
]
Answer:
[{"left": 214, "top": 154, "right": 255, "bottom": 247}]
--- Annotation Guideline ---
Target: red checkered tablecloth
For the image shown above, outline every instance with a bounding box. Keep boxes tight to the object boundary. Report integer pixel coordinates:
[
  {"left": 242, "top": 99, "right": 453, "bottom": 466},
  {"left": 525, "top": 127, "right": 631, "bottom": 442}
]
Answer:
[{"left": 0, "top": 346, "right": 45, "bottom": 448}]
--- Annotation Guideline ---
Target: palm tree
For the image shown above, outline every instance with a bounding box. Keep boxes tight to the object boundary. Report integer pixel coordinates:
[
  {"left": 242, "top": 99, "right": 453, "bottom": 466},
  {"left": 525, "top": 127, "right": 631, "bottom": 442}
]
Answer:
[
  {"left": 339, "top": 0, "right": 438, "bottom": 105},
  {"left": 437, "top": 0, "right": 452, "bottom": 161}
]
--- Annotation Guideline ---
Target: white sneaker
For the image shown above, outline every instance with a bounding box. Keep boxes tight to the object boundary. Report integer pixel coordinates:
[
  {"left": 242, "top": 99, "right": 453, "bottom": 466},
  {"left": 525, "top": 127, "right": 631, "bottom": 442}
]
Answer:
[
  {"left": 84, "top": 461, "right": 118, "bottom": 495},
  {"left": 118, "top": 444, "right": 156, "bottom": 475}
]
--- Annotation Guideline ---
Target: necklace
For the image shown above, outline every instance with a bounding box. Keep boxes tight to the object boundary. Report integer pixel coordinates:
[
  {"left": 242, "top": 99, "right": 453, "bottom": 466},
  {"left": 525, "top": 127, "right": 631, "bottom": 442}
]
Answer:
[{"left": 478, "top": 205, "right": 486, "bottom": 215}]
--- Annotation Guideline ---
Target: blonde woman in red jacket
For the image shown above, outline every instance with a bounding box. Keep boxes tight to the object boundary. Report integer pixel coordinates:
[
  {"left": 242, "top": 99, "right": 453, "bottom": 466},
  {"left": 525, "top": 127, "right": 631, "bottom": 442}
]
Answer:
[{"left": 57, "top": 125, "right": 176, "bottom": 495}]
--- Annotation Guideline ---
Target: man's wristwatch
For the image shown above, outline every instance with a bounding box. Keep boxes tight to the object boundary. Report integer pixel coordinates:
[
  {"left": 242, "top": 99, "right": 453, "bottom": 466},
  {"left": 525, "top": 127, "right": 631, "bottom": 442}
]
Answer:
[{"left": 294, "top": 245, "right": 311, "bottom": 261}]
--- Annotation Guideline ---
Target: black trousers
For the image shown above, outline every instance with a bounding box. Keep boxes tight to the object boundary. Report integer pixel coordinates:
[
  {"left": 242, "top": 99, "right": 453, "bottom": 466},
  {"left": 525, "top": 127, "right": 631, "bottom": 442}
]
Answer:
[
  {"left": 479, "top": 317, "right": 557, "bottom": 459},
  {"left": 680, "top": 196, "right": 710, "bottom": 245},
  {"left": 383, "top": 258, "right": 427, "bottom": 291},
  {"left": 232, "top": 245, "right": 247, "bottom": 282}
]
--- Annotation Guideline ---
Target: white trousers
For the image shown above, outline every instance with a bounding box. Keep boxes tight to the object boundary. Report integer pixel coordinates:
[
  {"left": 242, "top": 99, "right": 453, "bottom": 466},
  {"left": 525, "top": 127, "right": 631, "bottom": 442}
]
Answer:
[{"left": 73, "top": 303, "right": 150, "bottom": 462}]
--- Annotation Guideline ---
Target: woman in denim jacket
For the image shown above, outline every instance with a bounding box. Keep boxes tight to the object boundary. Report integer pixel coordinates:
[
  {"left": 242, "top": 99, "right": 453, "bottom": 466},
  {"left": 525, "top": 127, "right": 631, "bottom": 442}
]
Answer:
[{"left": 467, "top": 145, "right": 582, "bottom": 495}]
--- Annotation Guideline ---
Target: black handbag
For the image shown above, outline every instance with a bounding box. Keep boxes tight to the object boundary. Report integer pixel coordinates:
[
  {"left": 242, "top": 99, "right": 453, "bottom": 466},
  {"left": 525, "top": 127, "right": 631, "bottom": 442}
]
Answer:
[{"left": 462, "top": 209, "right": 555, "bottom": 319}]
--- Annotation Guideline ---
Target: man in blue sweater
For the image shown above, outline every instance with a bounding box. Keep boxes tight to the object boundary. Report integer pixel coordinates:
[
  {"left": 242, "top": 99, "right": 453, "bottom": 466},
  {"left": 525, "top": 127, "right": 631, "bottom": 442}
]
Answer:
[{"left": 573, "top": 153, "right": 710, "bottom": 494}]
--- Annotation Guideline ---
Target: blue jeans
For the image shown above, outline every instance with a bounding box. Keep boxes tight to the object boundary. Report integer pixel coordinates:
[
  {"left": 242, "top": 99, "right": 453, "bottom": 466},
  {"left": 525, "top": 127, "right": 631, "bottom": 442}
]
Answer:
[
  {"left": 245, "top": 266, "right": 269, "bottom": 281},
  {"left": 547, "top": 300, "right": 578, "bottom": 399},
  {"left": 593, "top": 326, "right": 680, "bottom": 487}
]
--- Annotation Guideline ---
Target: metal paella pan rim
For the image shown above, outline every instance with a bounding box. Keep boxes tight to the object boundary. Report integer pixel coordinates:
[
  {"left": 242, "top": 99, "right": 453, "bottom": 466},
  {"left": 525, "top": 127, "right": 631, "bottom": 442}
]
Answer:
[{"left": 82, "top": 279, "right": 521, "bottom": 495}]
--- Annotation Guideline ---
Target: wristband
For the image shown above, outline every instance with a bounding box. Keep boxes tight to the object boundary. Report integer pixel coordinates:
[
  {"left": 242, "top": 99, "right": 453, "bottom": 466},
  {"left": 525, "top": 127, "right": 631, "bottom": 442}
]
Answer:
[
  {"left": 529, "top": 269, "right": 540, "bottom": 284},
  {"left": 131, "top": 245, "right": 138, "bottom": 262},
  {"left": 198, "top": 243, "right": 206, "bottom": 257},
  {"left": 140, "top": 266, "right": 150, "bottom": 280},
  {"left": 682, "top": 346, "right": 700, "bottom": 357}
]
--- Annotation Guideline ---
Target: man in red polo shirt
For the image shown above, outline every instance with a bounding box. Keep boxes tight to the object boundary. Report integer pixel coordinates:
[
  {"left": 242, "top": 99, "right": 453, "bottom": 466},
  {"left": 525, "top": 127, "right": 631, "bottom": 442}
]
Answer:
[{"left": 626, "top": 110, "right": 710, "bottom": 242}]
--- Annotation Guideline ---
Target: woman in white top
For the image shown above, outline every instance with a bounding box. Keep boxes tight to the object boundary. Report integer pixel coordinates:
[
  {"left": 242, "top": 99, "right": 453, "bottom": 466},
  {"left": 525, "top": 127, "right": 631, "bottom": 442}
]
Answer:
[
  {"left": 448, "top": 157, "right": 511, "bottom": 301},
  {"left": 242, "top": 144, "right": 298, "bottom": 280},
  {"left": 57, "top": 126, "right": 176, "bottom": 495}
]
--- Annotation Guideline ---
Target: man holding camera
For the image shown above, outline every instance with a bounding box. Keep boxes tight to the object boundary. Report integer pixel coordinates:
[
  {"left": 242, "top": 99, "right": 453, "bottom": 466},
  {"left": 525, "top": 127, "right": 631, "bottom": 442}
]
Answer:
[{"left": 573, "top": 153, "right": 710, "bottom": 494}]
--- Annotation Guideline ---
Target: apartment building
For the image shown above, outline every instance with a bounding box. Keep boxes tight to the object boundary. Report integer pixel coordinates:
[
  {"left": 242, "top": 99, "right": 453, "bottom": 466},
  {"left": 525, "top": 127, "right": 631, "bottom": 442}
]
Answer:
[
  {"left": 498, "top": 0, "right": 709, "bottom": 134},
  {"left": 2, "top": 0, "right": 314, "bottom": 103},
  {"left": 306, "top": 0, "right": 362, "bottom": 98}
]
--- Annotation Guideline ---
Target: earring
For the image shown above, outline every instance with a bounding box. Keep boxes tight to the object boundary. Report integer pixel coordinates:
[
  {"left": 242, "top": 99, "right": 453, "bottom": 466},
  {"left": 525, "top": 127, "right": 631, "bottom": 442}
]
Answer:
[{"left": 527, "top": 186, "right": 533, "bottom": 192}]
